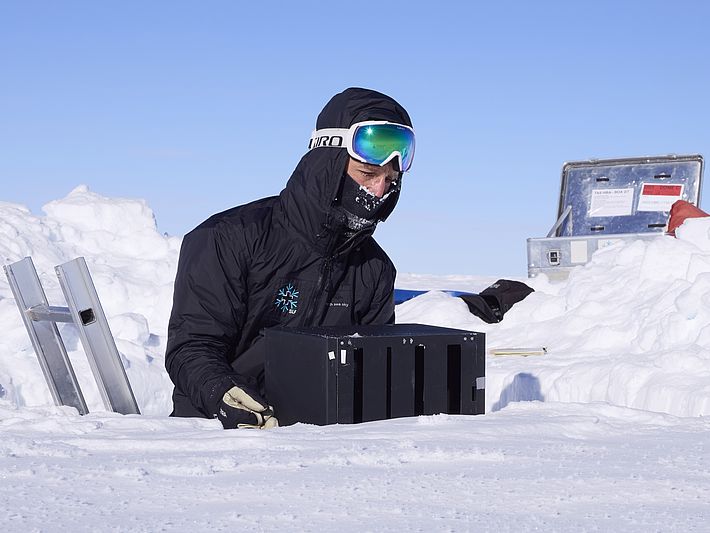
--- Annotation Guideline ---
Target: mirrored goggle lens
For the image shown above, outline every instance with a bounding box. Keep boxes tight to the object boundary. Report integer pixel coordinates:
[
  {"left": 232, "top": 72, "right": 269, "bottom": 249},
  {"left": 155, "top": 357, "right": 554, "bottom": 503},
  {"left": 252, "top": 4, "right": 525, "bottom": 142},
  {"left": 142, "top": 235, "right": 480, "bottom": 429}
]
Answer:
[{"left": 352, "top": 123, "right": 415, "bottom": 172}]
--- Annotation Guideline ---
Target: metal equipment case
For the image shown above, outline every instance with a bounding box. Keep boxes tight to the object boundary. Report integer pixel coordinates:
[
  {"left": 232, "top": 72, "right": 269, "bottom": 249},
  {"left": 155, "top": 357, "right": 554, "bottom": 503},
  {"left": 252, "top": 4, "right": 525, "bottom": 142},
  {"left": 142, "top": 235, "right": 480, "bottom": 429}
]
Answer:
[
  {"left": 527, "top": 155, "right": 704, "bottom": 280},
  {"left": 265, "top": 323, "right": 485, "bottom": 426}
]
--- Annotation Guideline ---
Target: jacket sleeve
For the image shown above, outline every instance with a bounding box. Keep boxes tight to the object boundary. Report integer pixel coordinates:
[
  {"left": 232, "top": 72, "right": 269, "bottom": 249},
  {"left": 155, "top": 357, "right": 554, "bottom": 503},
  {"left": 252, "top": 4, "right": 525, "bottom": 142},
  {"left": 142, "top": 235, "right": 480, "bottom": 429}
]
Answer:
[{"left": 165, "top": 222, "right": 249, "bottom": 417}]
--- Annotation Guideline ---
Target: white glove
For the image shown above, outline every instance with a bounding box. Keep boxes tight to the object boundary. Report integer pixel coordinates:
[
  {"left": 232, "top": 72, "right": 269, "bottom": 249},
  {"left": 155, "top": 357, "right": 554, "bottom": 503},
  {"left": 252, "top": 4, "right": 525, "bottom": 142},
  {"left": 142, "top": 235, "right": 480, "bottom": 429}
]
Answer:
[{"left": 218, "top": 385, "right": 279, "bottom": 429}]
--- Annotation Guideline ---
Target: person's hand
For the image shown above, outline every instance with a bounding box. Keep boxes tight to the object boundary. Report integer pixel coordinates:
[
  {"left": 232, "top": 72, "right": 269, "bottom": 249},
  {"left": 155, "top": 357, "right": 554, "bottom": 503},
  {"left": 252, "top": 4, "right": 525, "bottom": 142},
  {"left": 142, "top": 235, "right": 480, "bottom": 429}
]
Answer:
[
  {"left": 216, "top": 383, "right": 279, "bottom": 429},
  {"left": 668, "top": 200, "right": 709, "bottom": 236}
]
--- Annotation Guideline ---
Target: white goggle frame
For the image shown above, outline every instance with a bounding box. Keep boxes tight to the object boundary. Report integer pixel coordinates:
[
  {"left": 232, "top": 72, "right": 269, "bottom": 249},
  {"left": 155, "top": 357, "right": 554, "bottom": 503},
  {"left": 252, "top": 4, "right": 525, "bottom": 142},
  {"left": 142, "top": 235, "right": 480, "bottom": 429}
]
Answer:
[{"left": 308, "top": 120, "right": 415, "bottom": 172}]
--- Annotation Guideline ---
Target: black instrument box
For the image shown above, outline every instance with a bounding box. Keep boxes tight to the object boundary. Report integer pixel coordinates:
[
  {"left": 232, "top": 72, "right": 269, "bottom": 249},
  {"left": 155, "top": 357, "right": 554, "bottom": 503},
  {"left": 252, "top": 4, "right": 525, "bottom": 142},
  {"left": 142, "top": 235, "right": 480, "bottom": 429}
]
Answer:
[{"left": 265, "top": 323, "right": 485, "bottom": 426}]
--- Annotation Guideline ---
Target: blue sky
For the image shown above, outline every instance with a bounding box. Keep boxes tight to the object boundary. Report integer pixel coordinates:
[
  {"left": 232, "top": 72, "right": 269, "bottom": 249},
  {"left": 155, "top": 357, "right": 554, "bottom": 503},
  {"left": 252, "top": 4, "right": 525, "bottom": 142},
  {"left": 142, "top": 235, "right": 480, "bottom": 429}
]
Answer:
[{"left": 2, "top": 1, "right": 709, "bottom": 276}]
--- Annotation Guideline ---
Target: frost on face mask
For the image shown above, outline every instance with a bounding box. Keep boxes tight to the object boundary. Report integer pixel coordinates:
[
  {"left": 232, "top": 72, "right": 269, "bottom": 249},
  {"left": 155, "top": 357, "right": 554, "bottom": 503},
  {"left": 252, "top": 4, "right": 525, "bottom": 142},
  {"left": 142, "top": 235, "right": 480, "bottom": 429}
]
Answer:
[
  {"left": 354, "top": 182, "right": 394, "bottom": 213},
  {"left": 338, "top": 174, "right": 397, "bottom": 229}
]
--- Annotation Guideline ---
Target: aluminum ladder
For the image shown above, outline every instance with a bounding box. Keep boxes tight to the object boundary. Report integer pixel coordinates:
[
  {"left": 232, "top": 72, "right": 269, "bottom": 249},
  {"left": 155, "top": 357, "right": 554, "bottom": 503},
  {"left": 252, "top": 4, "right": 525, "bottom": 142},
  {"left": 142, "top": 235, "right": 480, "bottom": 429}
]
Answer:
[{"left": 3, "top": 257, "right": 140, "bottom": 415}]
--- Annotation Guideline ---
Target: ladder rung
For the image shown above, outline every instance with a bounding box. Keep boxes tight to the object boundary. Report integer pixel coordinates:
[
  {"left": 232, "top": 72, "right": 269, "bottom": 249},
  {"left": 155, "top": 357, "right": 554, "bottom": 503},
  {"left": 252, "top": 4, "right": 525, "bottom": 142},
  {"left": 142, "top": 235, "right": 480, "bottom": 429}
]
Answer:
[{"left": 27, "top": 304, "right": 74, "bottom": 323}]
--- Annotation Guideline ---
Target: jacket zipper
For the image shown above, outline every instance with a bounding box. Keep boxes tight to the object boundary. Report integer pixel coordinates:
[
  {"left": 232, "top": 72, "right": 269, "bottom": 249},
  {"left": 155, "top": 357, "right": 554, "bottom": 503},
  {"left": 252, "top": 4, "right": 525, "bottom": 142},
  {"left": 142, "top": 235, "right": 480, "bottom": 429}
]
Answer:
[{"left": 302, "top": 256, "right": 332, "bottom": 326}]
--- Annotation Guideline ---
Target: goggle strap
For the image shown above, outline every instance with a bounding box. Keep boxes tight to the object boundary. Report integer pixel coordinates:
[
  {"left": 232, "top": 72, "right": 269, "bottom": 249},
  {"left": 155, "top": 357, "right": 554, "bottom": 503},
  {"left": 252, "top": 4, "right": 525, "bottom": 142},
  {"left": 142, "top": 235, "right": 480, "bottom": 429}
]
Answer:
[{"left": 308, "top": 128, "right": 350, "bottom": 150}]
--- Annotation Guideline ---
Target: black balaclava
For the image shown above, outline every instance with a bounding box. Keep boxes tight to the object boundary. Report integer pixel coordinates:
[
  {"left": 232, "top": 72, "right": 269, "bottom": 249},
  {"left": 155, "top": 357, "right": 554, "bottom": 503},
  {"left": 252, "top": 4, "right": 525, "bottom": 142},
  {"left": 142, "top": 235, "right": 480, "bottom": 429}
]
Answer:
[
  {"left": 278, "top": 88, "right": 412, "bottom": 253},
  {"left": 337, "top": 172, "right": 401, "bottom": 233},
  {"left": 319, "top": 88, "right": 411, "bottom": 236}
]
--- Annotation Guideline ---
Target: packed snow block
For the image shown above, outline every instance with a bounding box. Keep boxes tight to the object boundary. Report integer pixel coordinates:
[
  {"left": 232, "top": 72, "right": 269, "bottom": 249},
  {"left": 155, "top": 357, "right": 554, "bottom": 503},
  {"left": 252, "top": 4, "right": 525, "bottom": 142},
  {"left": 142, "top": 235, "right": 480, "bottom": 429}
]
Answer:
[{"left": 265, "top": 323, "right": 485, "bottom": 426}]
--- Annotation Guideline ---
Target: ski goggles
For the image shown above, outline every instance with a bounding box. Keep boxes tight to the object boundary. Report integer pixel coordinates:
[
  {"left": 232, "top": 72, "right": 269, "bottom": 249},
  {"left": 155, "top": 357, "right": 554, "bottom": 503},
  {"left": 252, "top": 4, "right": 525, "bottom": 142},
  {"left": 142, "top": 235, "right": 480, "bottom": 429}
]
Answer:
[{"left": 308, "top": 120, "right": 415, "bottom": 172}]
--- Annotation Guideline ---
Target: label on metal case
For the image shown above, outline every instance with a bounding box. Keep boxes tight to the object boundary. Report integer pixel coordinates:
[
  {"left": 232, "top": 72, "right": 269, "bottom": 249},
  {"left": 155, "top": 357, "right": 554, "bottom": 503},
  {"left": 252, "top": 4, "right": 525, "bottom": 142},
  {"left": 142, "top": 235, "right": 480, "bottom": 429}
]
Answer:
[
  {"left": 637, "top": 183, "right": 684, "bottom": 212},
  {"left": 570, "top": 240, "right": 588, "bottom": 263},
  {"left": 589, "top": 188, "right": 634, "bottom": 217}
]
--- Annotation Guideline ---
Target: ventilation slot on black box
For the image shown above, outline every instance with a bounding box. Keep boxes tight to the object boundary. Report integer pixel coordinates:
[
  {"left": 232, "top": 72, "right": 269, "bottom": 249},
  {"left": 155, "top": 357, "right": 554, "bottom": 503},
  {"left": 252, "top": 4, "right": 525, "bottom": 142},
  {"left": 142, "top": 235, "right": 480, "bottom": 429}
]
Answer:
[
  {"left": 447, "top": 344, "right": 462, "bottom": 414},
  {"left": 353, "top": 348, "right": 364, "bottom": 423},
  {"left": 414, "top": 345, "right": 425, "bottom": 415},
  {"left": 386, "top": 347, "right": 392, "bottom": 419}
]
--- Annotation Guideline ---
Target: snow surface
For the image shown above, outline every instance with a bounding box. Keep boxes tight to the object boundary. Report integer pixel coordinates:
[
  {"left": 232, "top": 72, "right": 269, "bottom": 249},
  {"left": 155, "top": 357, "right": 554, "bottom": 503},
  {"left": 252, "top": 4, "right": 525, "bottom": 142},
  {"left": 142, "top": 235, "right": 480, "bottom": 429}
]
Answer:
[{"left": 1, "top": 187, "right": 710, "bottom": 531}]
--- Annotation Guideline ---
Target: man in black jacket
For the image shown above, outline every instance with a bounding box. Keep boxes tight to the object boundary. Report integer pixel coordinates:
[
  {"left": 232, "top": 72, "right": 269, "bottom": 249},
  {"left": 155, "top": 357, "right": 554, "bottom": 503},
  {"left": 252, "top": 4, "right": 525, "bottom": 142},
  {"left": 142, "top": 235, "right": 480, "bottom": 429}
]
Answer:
[{"left": 165, "top": 87, "right": 415, "bottom": 429}]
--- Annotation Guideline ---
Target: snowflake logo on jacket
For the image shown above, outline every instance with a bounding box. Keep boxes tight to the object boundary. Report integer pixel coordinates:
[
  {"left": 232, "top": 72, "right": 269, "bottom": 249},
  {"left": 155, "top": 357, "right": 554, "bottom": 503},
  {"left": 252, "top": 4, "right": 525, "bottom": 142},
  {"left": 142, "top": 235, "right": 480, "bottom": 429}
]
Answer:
[{"left": 274, "top": 283, "right": 300, "bottom": 314}]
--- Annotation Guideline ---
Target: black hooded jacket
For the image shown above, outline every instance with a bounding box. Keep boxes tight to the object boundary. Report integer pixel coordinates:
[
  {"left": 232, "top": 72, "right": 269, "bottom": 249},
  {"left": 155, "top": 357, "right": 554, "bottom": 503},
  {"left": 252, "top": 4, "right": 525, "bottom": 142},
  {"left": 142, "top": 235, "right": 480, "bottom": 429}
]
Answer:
[{"left": 165, "top": 88, "right": 413, "bottom": 418}]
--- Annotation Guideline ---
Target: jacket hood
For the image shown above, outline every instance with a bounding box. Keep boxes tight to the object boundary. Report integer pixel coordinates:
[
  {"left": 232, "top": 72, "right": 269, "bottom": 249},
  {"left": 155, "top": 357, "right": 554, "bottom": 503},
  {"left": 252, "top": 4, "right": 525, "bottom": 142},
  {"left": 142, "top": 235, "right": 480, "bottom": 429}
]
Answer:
[{"left": 278, "top": 87, "right": 412, "bottom": 254}]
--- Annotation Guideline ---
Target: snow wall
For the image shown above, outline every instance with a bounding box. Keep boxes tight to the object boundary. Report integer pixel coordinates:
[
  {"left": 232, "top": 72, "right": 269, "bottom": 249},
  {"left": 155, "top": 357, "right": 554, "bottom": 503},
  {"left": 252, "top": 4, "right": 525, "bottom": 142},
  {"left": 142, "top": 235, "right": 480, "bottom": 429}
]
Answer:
[{"left": 1, "top": 186, "right": 709, "bottom": 417}]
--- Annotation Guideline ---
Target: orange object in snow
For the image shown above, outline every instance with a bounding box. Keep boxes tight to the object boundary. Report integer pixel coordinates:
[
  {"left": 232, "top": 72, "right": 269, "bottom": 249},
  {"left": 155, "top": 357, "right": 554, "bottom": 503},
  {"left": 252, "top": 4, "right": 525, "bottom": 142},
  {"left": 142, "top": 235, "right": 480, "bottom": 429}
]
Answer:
[{"left": 668, "top": 200, "right": 709, "bottom": 236}]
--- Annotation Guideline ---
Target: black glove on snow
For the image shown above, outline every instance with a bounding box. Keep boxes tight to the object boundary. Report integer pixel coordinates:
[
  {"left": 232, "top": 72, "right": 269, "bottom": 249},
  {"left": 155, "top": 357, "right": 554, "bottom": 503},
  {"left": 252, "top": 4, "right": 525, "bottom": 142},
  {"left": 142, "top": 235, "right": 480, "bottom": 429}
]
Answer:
[
  {"left": 459, "top": 293, "right": 500, "bottom": 323},
  {"left": 459, "top": 279, "right": 534, "bottom": 323},
  {"left": 214, "top": 379, "right": 278, "bottom": 429}
]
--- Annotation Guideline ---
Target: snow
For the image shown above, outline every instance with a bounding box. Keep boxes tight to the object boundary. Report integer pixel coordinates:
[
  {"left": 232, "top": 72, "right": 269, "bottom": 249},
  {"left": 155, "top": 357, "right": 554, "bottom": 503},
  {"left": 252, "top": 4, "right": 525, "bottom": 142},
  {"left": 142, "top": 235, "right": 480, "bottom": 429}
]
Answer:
[
  {"left": 0, "top": 186, "right": 180, "bottom": 414},
  {"left": 2, "top": 187, "right": 710, "bottom": 531}
]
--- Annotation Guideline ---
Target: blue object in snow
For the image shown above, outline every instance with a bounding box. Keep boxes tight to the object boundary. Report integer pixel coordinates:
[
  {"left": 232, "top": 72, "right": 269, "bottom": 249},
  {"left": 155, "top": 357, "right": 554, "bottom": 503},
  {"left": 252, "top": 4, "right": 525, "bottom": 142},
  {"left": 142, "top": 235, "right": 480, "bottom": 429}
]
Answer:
[{"left": 394, "top": 289, "right": 474, "bottom": 305}]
